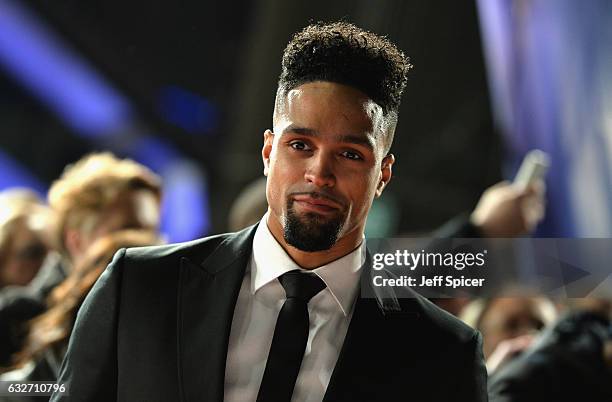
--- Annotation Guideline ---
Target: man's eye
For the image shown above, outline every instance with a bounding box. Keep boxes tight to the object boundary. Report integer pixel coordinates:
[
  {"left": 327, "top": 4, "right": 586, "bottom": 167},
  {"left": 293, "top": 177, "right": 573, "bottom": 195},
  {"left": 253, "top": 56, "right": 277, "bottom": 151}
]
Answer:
[
  {"left": 290, "top": 141, "right": 310, "bottom": 151},
  {"left": 341, "top": 151, "right": 362, "bottom": 160}
]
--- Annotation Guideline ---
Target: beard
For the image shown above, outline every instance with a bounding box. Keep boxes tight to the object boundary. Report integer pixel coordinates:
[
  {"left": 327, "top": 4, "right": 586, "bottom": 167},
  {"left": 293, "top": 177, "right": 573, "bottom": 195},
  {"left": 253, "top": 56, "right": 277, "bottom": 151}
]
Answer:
[{"left": 283, "top": 199, "right": 345, "bottom": 252}]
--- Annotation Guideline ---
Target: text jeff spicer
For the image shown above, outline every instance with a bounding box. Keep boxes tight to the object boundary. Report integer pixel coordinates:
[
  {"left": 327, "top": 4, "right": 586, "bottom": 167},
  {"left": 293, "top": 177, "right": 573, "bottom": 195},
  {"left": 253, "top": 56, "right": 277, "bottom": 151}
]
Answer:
[{"left": 372, "top": 275, "right": 485, "bottom": 288}]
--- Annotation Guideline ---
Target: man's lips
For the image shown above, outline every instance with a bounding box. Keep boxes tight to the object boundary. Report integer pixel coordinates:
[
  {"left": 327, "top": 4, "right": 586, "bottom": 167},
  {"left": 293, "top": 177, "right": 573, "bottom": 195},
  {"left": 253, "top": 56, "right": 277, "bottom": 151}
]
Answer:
[{"left": 292, "top": 194, "right": 342, "bottom": 214}]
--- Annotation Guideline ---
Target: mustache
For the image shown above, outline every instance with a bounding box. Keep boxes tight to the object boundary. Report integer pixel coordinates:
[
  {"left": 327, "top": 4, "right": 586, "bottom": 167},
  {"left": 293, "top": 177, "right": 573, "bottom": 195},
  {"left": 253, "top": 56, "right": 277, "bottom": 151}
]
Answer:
[{"left": 288, "top": 190, "right": 347, "bottom": 209}]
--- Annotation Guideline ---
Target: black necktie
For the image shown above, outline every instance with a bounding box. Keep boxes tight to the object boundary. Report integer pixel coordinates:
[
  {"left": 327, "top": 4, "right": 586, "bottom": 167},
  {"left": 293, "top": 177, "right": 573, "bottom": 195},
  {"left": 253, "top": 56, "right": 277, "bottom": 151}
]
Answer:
[{"left": 256, "top": 270, "right": 326, "bottom": 402}]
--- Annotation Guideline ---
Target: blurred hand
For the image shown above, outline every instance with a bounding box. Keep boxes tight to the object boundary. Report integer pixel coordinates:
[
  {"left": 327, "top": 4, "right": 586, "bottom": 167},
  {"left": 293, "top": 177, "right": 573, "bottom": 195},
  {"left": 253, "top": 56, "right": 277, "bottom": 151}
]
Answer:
[
  {"left": 470, "top": 180, "right": 546, "bottom": 237},
  {"left": 486, "top": 333, "right": 536, "bottom": 374}
]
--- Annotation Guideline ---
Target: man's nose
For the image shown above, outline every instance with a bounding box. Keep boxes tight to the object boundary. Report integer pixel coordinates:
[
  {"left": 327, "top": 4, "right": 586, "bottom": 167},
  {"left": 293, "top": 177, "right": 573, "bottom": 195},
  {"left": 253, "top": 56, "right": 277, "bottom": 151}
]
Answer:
[{"left": 304, "top": 153, "right": 336, "bottom": 188}]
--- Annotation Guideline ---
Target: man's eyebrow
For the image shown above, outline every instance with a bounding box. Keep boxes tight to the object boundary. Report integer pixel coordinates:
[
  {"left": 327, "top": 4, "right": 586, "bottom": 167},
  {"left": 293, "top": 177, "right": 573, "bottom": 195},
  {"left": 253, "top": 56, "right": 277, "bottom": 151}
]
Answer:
[
  {"left": 282, "top": 125, "right": 317, "bottom": 136},
  {"left": 282, "top": 125, "right": 375, "bottom": 150}
]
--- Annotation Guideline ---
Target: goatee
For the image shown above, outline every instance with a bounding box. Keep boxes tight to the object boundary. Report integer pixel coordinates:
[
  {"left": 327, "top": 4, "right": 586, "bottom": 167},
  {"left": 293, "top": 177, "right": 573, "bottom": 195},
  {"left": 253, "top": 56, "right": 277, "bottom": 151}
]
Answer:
[{"left": 283, "top": 202, "right": 344, "bottom": 252}]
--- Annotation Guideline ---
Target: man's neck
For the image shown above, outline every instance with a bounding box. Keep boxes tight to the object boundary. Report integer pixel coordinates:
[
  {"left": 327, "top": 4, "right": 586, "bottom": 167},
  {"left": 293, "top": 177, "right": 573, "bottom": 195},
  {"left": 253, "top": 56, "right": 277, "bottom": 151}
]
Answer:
[{"left": 265, "top": 213, "right": 364, "bottom": 270}]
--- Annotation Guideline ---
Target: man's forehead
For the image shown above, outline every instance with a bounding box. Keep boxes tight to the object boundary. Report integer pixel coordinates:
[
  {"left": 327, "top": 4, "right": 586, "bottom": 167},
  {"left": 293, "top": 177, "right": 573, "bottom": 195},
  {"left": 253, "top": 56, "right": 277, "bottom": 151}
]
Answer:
[
  {"left": 283, "top": 81, "right": 378, "bottom": 108},
  {"left": 275, "top": 81, "right": 386, "bottom": 139}
]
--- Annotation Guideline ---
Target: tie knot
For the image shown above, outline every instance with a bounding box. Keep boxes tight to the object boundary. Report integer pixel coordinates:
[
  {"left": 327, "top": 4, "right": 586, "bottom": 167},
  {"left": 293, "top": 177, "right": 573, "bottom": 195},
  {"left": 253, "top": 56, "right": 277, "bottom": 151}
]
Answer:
[{"left": 278, "top": 271, "right": 326, "bottom": 302}]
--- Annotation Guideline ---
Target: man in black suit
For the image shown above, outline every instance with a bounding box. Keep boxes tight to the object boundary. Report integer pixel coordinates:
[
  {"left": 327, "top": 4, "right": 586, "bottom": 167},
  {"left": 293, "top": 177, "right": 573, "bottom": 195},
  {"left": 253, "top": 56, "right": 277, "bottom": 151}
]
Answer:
[{"left": 52, "top": 22, "right": 487, "bottom": 401}]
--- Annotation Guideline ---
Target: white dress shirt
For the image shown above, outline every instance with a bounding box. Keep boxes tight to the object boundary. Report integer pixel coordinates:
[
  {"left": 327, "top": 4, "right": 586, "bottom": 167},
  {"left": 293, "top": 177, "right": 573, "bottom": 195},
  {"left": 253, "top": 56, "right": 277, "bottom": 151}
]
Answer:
[{"left": 224, "top": 213, "right": 365, "bottom": 402}]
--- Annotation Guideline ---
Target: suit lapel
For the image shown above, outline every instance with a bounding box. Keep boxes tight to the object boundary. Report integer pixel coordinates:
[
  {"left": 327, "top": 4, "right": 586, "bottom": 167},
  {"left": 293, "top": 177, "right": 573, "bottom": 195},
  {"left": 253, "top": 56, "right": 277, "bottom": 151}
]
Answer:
[{"left": 176, "top": 226, "right": 257, "bottom": 402}]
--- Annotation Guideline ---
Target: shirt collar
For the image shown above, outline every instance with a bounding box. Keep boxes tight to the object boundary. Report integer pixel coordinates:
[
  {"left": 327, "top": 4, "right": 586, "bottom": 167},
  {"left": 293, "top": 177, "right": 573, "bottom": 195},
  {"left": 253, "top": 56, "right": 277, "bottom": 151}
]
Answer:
[{"left": 251, "top": 212, "right": 366, "bottom": 316}]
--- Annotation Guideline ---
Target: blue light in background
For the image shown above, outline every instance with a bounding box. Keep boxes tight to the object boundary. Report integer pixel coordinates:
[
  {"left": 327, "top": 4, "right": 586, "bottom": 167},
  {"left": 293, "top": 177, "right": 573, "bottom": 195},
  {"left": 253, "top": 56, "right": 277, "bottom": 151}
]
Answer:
[
  {"left": 477, "top": 0, "right": 612, "bottom": 237},
  {"left": 160, "top": 160, "right": 211, "bottom": 242},
  {"left": 158, "top": 86, "right": 218, "bottom": 134},
  {"left": 0, "top": 0, "right": 131, "bottom": 137}
]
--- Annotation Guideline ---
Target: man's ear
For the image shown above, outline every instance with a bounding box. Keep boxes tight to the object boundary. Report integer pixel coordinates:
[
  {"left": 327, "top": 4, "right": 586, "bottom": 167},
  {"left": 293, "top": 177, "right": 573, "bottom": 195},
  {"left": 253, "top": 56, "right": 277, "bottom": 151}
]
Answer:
[
  {"left": 262, "top": 129, "right": 275, "bottom": 176},
  {"left": 376, "top": 154, "right": 395, "bottom": 197}
]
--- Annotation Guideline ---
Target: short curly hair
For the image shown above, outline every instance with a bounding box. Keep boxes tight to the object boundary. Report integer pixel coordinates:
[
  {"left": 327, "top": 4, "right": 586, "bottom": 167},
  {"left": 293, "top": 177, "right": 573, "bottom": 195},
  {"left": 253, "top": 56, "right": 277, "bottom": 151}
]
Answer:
[{"left": 278, "top": 21, "right": 412, "bottom": 116}]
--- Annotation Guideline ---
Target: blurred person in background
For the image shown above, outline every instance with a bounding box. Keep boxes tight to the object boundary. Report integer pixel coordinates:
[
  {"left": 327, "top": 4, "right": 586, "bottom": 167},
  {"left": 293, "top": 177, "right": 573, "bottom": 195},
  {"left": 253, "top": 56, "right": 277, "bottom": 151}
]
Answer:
[
  {"left": 489, "top": 298, "right": 612, "bottom": 402},
  {"left": 0, "top": 229, "right": 162, "bottom": 401},
  {"left": 48, "top": 152, "right": 162, "bottom": 268},
  {"left": 0, "top": 152, "right": 162, "bottom": 368},
  {"left": 433, "top": 180, "right": 546, "bottom": 240},
  {"left": 0, "top": 189, "right": 54, "bottom": 368},
  {"left": 0, "top": 188, "right": 52, "bottom": 289},
  {"left": 460, "top": 296, "right": 557, "bottom": 374}
]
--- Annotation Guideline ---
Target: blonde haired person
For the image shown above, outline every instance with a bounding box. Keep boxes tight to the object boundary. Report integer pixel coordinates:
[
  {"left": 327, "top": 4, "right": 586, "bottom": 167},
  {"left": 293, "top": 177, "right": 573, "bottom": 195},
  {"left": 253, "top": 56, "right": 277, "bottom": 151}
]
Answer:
[{"left": 48, "top": 152, "right": 162, "bottom": 265}]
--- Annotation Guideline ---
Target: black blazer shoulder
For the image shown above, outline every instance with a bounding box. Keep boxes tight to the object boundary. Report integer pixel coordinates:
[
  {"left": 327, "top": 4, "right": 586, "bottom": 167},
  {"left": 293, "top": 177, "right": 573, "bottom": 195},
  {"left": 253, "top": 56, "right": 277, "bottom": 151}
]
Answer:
[
  {"left": 122, "top": 229, "right": 243, "bottom": 268},
  {"left": 114, "top": 225, "right": 256, "bottom": 289}
]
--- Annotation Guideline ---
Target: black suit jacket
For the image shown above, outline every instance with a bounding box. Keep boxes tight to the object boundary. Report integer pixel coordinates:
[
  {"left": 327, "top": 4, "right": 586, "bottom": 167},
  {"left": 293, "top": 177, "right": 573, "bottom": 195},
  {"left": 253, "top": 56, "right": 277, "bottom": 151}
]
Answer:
[{"left": 52, "top": 225, "right": 487, "bottom": 402}]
